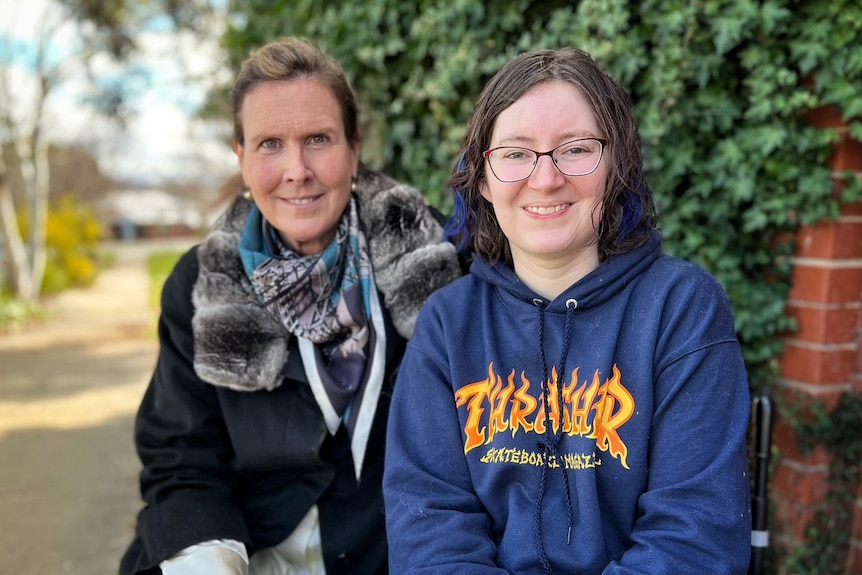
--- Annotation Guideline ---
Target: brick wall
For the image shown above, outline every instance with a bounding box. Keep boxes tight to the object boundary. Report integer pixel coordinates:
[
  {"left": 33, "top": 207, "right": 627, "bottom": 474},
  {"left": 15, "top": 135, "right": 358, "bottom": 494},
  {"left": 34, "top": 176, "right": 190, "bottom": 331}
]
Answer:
[{"left": 774, "top": 105, "right": 862, "bottom": 574}]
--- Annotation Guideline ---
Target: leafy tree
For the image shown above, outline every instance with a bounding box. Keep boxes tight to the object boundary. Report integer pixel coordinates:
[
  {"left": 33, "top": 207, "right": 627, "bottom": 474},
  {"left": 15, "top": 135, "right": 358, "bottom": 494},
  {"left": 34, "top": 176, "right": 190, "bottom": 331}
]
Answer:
[
  {"left": 223, "top": 0, "right": 862, "bottom": 399},
  {"left": 0, "top": 0, "right": 223, "bottom": 300},
  {"left": 47, "top": 145, "right": 116, "bottom": 202}
]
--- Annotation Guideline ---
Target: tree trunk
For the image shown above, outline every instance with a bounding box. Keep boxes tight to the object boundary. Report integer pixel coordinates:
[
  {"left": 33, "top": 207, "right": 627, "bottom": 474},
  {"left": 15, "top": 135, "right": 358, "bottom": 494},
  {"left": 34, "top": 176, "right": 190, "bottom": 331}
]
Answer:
[
  {"left": 0, "top": 171, "right": 35, "bottom": 300},
  {"left": 21, "top": 138, "right": 50, "bottom": 297}
]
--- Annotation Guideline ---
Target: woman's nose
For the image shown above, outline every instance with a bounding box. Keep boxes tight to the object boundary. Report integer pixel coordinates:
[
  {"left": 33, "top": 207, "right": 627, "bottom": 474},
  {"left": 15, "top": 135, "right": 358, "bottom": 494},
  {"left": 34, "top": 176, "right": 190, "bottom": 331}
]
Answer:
[
  {"left": 528, "top": 154, "right": 565, "bottom": 188},
  {"left": 282, "top": 147, "right": 312, "bottom": 183}
]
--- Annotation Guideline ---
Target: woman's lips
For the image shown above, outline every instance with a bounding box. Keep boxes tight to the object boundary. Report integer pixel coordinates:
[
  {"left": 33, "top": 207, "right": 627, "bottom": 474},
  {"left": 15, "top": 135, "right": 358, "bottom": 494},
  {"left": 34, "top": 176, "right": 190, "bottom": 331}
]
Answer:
[{"left": 524, "top": 203, "right": 571, "bottom": 215}]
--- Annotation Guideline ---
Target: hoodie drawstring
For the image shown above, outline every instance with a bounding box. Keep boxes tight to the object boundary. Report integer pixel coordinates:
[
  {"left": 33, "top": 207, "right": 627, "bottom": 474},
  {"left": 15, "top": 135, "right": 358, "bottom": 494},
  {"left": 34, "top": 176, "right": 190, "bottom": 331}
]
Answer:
[{"left": 532, "top": 298, "right": 577, "bottom": 575}]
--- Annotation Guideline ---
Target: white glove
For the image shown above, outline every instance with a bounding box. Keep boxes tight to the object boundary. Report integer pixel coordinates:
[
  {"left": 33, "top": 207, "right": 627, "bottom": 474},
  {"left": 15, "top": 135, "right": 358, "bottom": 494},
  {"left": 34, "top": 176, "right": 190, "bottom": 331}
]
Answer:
[{"left": 160, "top": 539, "right": 249, "bottom": 575}]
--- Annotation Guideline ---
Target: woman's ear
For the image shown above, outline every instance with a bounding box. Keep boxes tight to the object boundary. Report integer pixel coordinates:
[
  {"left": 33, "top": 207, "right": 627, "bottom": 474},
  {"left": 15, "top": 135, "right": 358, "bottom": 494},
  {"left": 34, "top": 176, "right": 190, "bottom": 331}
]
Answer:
[
  {"left": 479, "top": 180, "right": 493, "bottom": 203},
  {"left": 350, "top": 138, "right": 361, "bottom": 173}
]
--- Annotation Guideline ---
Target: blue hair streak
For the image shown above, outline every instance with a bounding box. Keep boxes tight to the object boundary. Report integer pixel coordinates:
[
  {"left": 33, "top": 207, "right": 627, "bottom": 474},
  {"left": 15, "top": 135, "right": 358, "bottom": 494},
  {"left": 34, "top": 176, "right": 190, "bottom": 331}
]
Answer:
[{"left": 443, "top": 148, "right": 472, "bottom": 253}]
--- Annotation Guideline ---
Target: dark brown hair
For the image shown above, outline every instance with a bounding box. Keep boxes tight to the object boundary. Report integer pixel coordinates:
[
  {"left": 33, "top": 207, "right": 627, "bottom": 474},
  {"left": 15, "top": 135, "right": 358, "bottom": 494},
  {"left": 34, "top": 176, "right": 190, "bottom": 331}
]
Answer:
[
  {"left": 447, "top": 48, "right": 656, "bottom": 265},
  {"left": 231, "top": 37, "right": 359, "bottom": 147}
]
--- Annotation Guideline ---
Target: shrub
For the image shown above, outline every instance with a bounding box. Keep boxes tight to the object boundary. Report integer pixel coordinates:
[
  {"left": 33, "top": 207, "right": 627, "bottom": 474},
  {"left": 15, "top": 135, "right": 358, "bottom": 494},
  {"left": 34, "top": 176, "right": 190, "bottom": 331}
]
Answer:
[
  {"left": 17, "top": 195, "right": 104, "bottom": 294},
  {"left": 0, "top": 293, "right": 45, "bottom": 333}
]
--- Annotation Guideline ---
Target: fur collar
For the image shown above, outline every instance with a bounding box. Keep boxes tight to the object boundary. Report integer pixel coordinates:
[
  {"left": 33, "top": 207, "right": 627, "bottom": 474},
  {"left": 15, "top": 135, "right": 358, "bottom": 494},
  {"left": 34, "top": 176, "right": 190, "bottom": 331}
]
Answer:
[{"left": 191, "top": 167, "right": 462, "bottom": 392}]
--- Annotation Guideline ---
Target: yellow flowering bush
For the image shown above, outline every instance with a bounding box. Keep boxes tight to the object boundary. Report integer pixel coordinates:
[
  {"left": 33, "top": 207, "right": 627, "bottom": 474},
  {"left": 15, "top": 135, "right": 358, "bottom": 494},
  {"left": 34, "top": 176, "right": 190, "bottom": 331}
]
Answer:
[{"left": 17, "top": 196, "right": 104, "bottom": 294}]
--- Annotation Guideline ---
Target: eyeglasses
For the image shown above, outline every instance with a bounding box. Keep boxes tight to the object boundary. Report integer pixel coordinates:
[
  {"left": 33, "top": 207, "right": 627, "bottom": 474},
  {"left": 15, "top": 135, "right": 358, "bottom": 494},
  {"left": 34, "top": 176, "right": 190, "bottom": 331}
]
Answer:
[{"left": 483, "top": 138, "right": 606, "bottom": 183}]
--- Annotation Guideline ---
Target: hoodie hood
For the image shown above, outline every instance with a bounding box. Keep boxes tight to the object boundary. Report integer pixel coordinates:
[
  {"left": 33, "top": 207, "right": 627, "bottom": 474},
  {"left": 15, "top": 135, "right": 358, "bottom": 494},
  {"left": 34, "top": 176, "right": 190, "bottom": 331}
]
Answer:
[{"left": 468, "top": 230, "right": 663, "bottom": 312}]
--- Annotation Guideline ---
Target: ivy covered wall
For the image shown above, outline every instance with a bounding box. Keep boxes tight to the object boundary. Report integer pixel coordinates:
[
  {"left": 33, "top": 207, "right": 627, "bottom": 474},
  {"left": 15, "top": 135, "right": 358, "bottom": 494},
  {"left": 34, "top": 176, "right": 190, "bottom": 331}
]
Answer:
[{"left": 222, "top": 1, "right": 862, "bottom": 571}]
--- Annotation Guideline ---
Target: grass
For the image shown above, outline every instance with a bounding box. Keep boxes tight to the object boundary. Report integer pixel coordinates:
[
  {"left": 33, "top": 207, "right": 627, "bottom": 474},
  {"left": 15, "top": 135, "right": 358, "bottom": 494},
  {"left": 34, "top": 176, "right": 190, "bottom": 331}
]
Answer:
[
  {"left": 146, "top": 250, "right": 185, "bottom": 309},
  {"left": 0, "top": 293, "right": 46, "bottom": 333}
]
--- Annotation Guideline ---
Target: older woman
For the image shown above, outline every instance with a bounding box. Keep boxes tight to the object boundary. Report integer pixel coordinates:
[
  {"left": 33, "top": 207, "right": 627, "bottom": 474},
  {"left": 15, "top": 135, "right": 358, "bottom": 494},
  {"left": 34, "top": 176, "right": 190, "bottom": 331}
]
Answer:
[
  {"left": 119, "top": 37, "right": 461, "bottom": 575},
  {"left": 384, "top": 47, "right": 751, "bottom": 574}
]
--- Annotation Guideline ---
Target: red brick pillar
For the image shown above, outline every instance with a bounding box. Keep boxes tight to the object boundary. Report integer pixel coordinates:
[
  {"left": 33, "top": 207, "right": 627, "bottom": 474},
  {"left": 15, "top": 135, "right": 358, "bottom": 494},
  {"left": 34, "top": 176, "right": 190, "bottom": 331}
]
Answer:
[
  {"left": 850, "top": 307, "right": 862, "bottom": 573},
  {"left": 775, "top": 105, "right": 862, "bottom": 574}
]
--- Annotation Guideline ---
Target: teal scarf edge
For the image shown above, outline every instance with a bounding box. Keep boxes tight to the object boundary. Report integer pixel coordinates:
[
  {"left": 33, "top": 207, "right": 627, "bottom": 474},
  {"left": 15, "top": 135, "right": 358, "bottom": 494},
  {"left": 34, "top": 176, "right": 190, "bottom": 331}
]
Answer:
[{"left": 239, "top": 204, "right": 271, "bottom": 277}]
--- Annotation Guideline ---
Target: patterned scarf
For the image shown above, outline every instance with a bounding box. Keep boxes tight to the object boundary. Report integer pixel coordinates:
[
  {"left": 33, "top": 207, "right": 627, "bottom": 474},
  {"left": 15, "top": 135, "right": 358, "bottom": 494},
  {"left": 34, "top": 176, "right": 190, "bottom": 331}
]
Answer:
[{"left": 240, "top": 196, "right": 379, "bottom": 450}]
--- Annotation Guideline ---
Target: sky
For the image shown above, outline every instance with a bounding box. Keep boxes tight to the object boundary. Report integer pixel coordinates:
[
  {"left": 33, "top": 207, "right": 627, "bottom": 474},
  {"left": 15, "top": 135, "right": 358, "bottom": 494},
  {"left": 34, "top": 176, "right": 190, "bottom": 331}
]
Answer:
[{"left": 0, "top": 0, "right": 237, "bottom": 188}]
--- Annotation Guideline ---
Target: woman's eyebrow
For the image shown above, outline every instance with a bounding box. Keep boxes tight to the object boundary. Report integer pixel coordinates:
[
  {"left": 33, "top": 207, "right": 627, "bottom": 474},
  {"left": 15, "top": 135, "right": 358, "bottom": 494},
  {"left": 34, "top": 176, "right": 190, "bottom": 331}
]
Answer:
[{"left": 494, "top": 130, "right": 599, "bottom": 147}]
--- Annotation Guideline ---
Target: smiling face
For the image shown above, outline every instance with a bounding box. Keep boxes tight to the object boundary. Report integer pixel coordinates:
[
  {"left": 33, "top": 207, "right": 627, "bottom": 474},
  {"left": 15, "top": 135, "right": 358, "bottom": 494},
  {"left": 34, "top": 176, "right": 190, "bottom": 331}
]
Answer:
[
  {"left": 233, "top": 78, "right": 359, "bottom": 255},
  {"left": 481, "top": 81, "right": 607, "bottom": 277}
]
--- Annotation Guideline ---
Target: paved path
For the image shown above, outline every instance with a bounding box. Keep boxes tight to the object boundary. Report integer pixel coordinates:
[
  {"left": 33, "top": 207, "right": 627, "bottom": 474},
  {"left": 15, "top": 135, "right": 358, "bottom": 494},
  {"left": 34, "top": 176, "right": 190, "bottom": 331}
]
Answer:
[{"left": 0, "top": 238, "right": 194, "bottom": 575}]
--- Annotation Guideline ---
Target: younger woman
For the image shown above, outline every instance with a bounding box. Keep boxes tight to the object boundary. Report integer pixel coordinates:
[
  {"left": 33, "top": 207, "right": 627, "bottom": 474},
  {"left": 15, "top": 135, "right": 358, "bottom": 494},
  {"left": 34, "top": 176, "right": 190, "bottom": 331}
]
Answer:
[{"left": 383, "top": 47, "right": 751, "bottom": 574}]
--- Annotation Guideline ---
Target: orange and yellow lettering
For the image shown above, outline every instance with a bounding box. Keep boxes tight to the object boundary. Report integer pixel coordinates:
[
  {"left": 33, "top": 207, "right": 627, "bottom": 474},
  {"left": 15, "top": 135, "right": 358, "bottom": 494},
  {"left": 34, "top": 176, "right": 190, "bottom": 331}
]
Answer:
[
  {"left": 455, "top": 368, "right": 492, "bottom": 454},
  {"left": 510, "top": 372, "right": 537, "bottom": 436},
  {"left": 487, "top": 368, "right": 514, "bottom": 443},
  {"left": 594, "top": 364, "right": 634, "bottom": 469}
]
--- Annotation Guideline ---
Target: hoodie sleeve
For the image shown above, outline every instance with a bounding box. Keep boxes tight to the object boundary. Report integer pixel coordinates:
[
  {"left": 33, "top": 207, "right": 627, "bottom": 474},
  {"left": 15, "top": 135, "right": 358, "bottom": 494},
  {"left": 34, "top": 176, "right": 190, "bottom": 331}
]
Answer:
[
  {"left": 384, "top": 305, "right": 508, "bottom": 574},
  {"left": 604, "top": 272, "right": 752, "bottom": 574},
  {"left": 606, "top": 354, "right": 752, "bottom": 574}
]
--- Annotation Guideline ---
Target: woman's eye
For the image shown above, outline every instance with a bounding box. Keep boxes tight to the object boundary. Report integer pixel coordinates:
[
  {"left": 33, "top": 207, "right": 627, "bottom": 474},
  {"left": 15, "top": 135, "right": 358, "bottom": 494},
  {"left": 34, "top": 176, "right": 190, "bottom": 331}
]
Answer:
[
  {"left": 561, "top": 146, "right": 586, "bottom": 157},
  {"left": 503, "top": 149, "right": 529, "bottom": 160},
  {"left": 308, "top": 134, "right": 330, "bottom": 147}
]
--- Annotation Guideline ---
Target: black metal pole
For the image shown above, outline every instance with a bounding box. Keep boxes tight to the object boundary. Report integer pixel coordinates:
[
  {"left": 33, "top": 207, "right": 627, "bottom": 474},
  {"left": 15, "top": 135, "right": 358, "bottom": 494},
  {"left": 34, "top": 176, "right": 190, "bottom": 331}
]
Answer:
[{"left": 749, "top": 393, "right": 773, "bottom": 575}]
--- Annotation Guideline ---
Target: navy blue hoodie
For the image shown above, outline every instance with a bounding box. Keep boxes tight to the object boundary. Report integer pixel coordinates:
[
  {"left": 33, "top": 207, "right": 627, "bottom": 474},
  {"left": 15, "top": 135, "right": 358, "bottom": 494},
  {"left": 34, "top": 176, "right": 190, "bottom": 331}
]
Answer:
[{"left": 384, "top": 230, "right": 751, "bottom": 574}]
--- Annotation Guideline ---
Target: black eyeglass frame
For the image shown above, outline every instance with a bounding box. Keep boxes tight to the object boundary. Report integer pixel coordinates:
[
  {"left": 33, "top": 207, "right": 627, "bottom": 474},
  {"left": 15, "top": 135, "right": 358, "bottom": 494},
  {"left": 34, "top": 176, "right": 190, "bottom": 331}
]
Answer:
[{"left": 482, "top": 138, "right": 607, "bottom": 183}]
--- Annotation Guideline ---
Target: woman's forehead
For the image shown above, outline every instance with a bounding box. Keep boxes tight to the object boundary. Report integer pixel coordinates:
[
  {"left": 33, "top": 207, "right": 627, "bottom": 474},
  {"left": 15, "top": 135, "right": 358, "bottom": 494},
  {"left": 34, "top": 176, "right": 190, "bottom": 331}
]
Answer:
[
  {"left": 489, "top": 81, "right": 600, "bottom": 145},
  {"left": 240, "top": 79, "right": 344, "bottom": 134}
]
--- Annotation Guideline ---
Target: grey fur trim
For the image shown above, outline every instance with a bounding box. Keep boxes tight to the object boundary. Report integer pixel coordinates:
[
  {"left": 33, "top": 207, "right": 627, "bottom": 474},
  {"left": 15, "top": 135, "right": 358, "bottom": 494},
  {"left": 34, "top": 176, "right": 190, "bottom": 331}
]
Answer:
[
  {"left": 191, "top": 167, "right": 461, "bottom": 391},
  {"left": 191, "top": 198, "right": 288, "bottom": 391}
]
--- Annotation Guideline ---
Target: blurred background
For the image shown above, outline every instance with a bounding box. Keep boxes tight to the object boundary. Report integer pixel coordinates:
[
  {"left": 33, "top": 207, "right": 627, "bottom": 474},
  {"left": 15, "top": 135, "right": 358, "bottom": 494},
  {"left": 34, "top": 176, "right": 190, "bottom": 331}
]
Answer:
[{"left": 1, "top": 1, "right": 861, "bottom": 574}]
